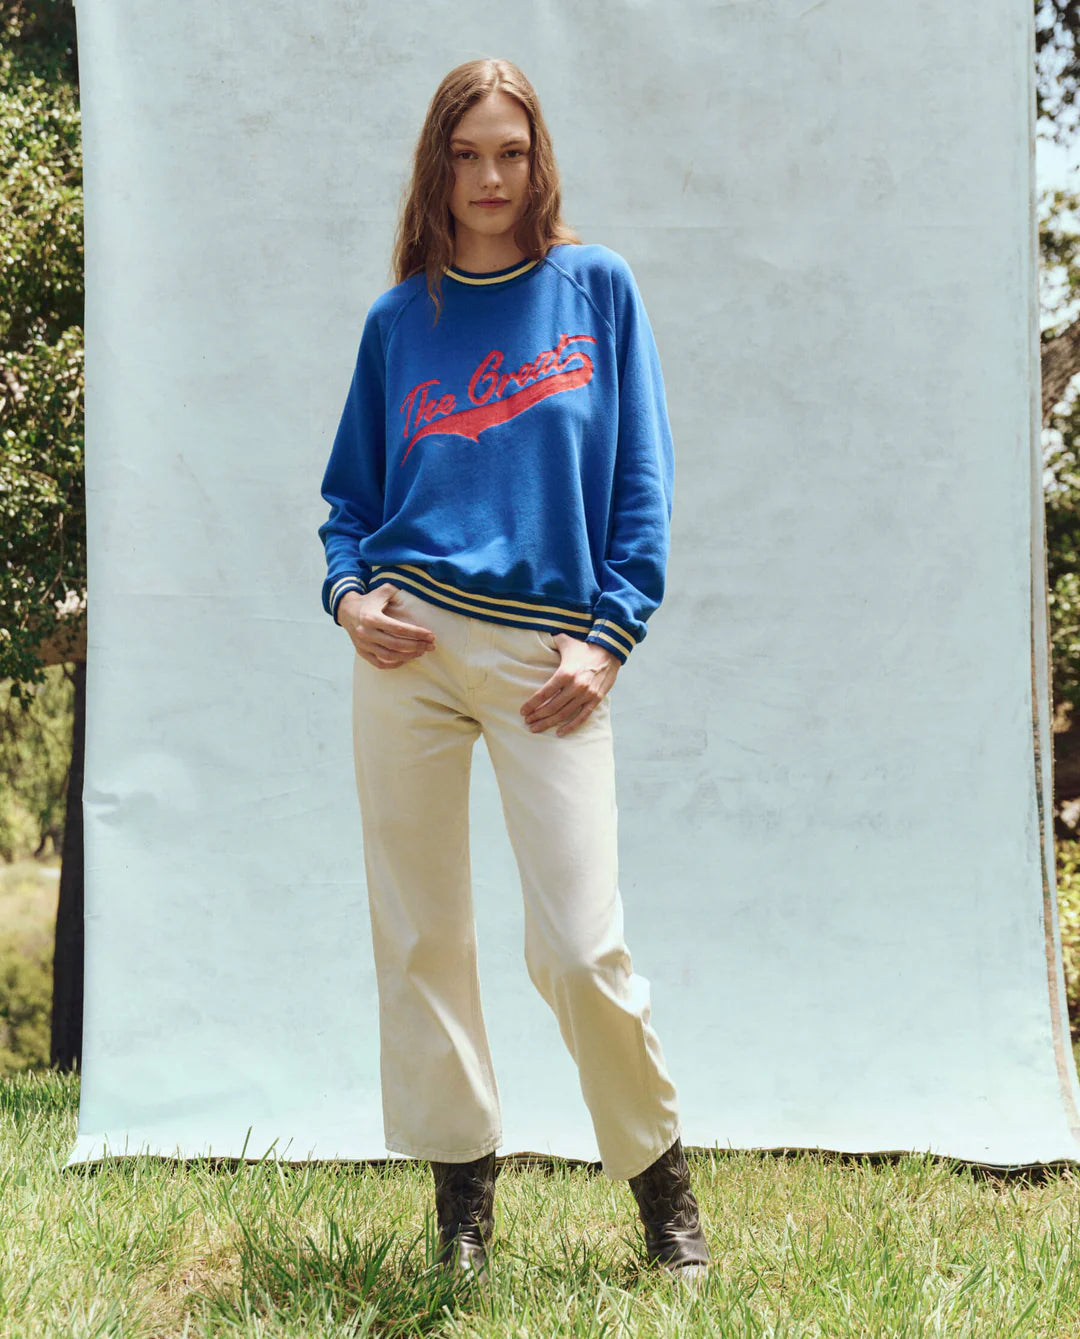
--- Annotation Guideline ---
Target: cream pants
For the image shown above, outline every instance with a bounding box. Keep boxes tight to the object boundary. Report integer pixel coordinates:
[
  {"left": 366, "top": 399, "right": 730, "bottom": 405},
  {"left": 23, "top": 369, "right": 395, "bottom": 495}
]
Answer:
[{"left": 350, "top": 583, "right": 681, "bottom": 1181}]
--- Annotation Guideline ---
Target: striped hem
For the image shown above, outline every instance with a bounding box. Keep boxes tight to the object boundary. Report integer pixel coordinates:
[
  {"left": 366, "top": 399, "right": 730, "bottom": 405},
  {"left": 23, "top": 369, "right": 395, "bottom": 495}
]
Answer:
[
  {"left": 328, "top": 573, "right": 367, "bottom": 622},
  {"left": 368, "top": 562, "right": 639, "bottom": 656},
  {"left": 585, "top": 618, "right": 636, "bottom": 660}
]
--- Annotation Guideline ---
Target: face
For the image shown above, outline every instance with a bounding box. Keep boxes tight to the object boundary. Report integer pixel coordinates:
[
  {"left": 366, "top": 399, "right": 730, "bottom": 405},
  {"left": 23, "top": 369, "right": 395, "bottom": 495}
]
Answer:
[{"left": 447, "top": 90, "right": 533, "bottom": 256}]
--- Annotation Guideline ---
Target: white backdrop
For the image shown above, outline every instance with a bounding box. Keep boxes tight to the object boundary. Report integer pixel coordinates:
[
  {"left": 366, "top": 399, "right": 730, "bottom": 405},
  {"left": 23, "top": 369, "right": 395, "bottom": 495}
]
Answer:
[{"left": 65, "top": 0, "right": 1080, "bottom": 1171}]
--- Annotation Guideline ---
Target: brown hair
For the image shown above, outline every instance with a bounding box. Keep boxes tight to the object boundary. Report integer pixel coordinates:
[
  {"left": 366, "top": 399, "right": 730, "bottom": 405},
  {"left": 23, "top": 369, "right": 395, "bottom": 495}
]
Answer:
[{"left": 390, "top": 58, "right": 582, "bottom": 325}]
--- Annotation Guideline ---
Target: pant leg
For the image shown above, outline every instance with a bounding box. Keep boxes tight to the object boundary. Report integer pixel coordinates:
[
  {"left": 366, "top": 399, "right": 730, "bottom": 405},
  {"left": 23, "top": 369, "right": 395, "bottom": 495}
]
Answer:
[
  {"left": 472, "top": 620, "right": 682, "bottom": 1181},
  {"left": 350, "top": 589, "right": 501, "bottom": 1162}
]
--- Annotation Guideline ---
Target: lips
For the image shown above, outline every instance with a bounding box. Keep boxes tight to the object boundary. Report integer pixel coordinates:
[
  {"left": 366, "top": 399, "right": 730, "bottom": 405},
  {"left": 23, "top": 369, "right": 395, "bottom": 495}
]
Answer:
[{"left": 473, "top": 199, "right": 509, "bottom": 207}]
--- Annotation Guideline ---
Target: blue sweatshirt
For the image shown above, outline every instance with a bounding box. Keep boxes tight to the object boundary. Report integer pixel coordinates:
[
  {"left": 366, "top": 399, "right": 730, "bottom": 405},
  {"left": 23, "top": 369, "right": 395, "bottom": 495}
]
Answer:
[{"left": 317, "top": 242, "right": 674, "bottom": 665}]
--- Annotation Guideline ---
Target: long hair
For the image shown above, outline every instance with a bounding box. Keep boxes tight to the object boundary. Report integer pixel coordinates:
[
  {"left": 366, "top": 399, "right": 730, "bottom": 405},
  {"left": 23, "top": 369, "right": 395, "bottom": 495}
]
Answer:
[{"left": 390, "top": 58, "right": 582, "bottom": 325}]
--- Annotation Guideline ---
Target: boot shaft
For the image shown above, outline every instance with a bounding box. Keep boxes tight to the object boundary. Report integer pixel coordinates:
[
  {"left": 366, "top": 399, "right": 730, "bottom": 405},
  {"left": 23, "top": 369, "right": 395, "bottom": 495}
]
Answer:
[
  {"left": 430, "top": 1151, "right": 498, "bottom": 1243},
  {"left": 627, "top": 1136, "right": 711, "bottom": 1269}
]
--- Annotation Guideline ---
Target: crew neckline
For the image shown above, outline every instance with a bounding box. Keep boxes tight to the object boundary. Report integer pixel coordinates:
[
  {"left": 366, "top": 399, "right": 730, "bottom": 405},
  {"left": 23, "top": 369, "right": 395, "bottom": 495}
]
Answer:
[{"left": 443, "top": 255, "right": 540, "bottom": 286}]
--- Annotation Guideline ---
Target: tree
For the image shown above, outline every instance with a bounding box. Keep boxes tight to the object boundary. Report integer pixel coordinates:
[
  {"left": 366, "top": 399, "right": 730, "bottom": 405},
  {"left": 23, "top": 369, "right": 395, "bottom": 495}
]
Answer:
[
  {"left": 1, "top": 0, "right": 83, "bottom": 1070},
  {"left": 0, "top": 1, "right": 82, "bottom": 687}
]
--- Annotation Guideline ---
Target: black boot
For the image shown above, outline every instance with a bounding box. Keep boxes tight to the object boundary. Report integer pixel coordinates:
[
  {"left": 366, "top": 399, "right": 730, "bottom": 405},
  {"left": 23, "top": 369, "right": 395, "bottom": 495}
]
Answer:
[
  {"left": 627, "top": 1136, "right": 711, "bottom": 1281},
  {"left": 429, "top": 1150, "right": 499, "bottom": 1282}
]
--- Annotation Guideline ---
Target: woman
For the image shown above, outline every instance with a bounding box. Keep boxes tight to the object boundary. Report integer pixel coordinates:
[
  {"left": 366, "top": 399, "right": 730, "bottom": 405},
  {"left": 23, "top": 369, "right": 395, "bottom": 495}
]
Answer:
[{"left": 318, "top": 57, "right": 710, "bottom": 1286}]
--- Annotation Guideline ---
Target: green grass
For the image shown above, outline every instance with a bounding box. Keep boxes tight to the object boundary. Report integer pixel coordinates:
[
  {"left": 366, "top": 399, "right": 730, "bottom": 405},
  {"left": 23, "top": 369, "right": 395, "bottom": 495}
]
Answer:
[{"left": 5, "top": 1071, "right": 1080, "bottom": 1336}]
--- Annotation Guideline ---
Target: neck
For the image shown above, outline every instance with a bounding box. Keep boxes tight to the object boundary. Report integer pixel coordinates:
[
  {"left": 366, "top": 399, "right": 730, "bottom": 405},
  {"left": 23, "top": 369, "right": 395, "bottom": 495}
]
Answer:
[{"left": 450, "top": 237, "right": 527, "bottom": 274}]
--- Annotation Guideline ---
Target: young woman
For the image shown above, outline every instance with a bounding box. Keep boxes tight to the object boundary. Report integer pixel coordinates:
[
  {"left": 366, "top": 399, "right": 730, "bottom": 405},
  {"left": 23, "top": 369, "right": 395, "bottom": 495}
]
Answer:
[{"left": 318, "top": 57, "right": 710, "bottom": 1285}]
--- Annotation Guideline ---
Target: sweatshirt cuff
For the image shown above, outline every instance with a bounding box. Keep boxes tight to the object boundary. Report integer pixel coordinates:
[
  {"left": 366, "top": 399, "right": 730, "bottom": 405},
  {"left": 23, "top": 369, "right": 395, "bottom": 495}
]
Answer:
[
  {"left": 585, "top": 616, "right": 638, "bottom": 665},
  {"left": 328, "top": 574, "right": 368, "bottom": 624}
]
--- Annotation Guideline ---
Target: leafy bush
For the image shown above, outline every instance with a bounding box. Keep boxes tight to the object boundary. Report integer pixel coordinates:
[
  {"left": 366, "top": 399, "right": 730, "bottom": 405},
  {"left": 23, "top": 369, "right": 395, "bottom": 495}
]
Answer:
[
  {"left": 0, "top": 937, "right": 51, "bottom": 1076},
  {"left": 0, "top": 666, "right": 73, "bottom": 861}
]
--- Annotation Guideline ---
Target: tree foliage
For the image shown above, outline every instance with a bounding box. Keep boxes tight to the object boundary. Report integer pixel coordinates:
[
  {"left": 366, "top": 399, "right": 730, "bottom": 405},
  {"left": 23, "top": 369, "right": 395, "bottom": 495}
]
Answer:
[
  {"left": 1042, "top": 187, "right": 1080, "bottom": 718},
  {"left": 0, "top": 1, "right": 83, "bottom": 698},
  {"left": 0, "top": 666, "right": 72, "bottom": 862},
  {"left": 1036, "top": 0, "right": 1080, "bottom": 148}
]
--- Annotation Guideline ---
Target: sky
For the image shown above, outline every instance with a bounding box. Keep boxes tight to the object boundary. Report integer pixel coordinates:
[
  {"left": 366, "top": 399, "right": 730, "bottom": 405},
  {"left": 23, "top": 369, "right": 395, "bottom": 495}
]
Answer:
[
  {"left": 1035, "top": 125, "right": 1079, "bottom": 343},
  {"left": 1036, "top": 132, "right": 1079, "bottom": 198}
]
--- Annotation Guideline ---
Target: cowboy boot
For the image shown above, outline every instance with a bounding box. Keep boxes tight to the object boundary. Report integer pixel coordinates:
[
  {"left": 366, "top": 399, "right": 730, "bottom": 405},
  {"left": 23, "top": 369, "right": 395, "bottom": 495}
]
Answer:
[
  {"left": 429, "top": 1150, "right": 499, "bottom": 1282},
  {"left": 627, "top": 1135, "right": 711, "bottom": 1281}
]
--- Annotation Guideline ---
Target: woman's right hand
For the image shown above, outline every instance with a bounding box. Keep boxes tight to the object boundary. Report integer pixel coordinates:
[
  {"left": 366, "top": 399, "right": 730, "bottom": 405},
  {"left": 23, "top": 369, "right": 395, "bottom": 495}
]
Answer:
[{"left": 337, "top": 585, "right": 437, "bottom": 668}]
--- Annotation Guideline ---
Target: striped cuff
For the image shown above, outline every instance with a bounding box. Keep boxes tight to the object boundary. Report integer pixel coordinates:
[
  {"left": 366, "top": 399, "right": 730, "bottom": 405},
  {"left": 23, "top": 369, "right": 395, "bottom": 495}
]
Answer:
[
  {"left": 585, "top": 616, "right": 638, "bottom": 665},
  {"left": 328, "top": 574, "right": 368, "bottom": 624}
]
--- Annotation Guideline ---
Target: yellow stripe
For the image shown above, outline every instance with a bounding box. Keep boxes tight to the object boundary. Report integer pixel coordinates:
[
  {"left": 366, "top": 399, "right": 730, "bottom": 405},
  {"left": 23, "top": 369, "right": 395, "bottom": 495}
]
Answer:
[
  {"left": 369, "top": 562, "right": 642, "bottom": 653},
  {"left": 374, "top": 563, "right": 590, "bottom": 624},
  {"left": 371, "top": 563, "right": 600, "bottom": 636},
  {"left": 443, "top": 258, "right": 539, "bottom": 286},
  {"left": 592, "top": 617, "right": 635, "bottom": 654},
  {"left": 329, "top": 575, "right": 365, "bottom": 600},
  {"left": 588, "top": 627, "right": 631, "bottom": 658},
  {"left": 374, "top": 569, "right": 586, "bottom": 635}
]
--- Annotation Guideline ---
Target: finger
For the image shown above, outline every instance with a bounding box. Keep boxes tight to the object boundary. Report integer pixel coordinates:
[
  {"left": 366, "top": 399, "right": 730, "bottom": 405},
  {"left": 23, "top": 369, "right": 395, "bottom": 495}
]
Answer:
[
  {"left": 366, "top": 626, "right": 435, "bottom": 656},
  {"left": 380, "top": 616, "right": 436, "bottom": 646},
  {"left": 532, "top": 668, "right": 571, "bottom": 704},
  {"left": 526, "top": 690, "right": 584, "bottom": 731},
  {"left": 555, "top": 701, "right": 596, "bottom": 736},
  {"left": 372, "top": 645, "right": 426, "bottom": 665},
  {"left": 358, "top": 641, "right": 417, "bottom": 668},
  {"left": 373, "top": 635, "right": 434, "bottom": 657},
  {"left": 523, "top": 682, "right": 572, "bottom": 725}
]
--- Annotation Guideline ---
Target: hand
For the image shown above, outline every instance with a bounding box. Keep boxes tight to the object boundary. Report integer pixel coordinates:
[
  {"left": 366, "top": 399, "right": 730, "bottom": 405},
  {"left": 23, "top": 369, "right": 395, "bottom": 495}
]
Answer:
[
  {"left": 338, "top": 585, "right": 437, "bottom": 668},
  {"left": 521, "top": 635, "right": 621, "bottom": 736}
]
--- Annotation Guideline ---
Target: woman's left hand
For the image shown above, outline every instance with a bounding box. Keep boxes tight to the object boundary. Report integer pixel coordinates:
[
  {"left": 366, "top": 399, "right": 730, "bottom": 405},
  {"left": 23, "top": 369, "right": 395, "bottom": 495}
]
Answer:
[{"left": 521, "top": 635, "right": 621, "bottom": 736}]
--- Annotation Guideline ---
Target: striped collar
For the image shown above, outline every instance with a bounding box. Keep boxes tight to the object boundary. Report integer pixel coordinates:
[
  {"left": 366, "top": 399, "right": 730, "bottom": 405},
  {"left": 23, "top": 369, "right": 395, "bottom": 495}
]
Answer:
[{"left": 443, "top": 256, "right": 540, "bottom": 286}]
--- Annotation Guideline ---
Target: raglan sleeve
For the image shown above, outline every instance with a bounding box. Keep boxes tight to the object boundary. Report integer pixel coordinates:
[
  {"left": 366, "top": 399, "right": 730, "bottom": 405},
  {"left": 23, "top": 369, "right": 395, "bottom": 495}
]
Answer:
[
  {"left": 317, "top": 304, "right": 388, "bottom": 625},
  {"left": 584, "top": 255, "right": 675, "bottom": 665}
]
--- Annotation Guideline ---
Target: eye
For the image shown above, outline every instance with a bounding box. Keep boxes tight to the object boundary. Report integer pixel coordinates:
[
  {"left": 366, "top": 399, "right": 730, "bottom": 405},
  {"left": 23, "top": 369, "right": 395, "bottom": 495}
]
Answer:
[{"left": 452, "top": 149, "right": 528, "bottom": 160}]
